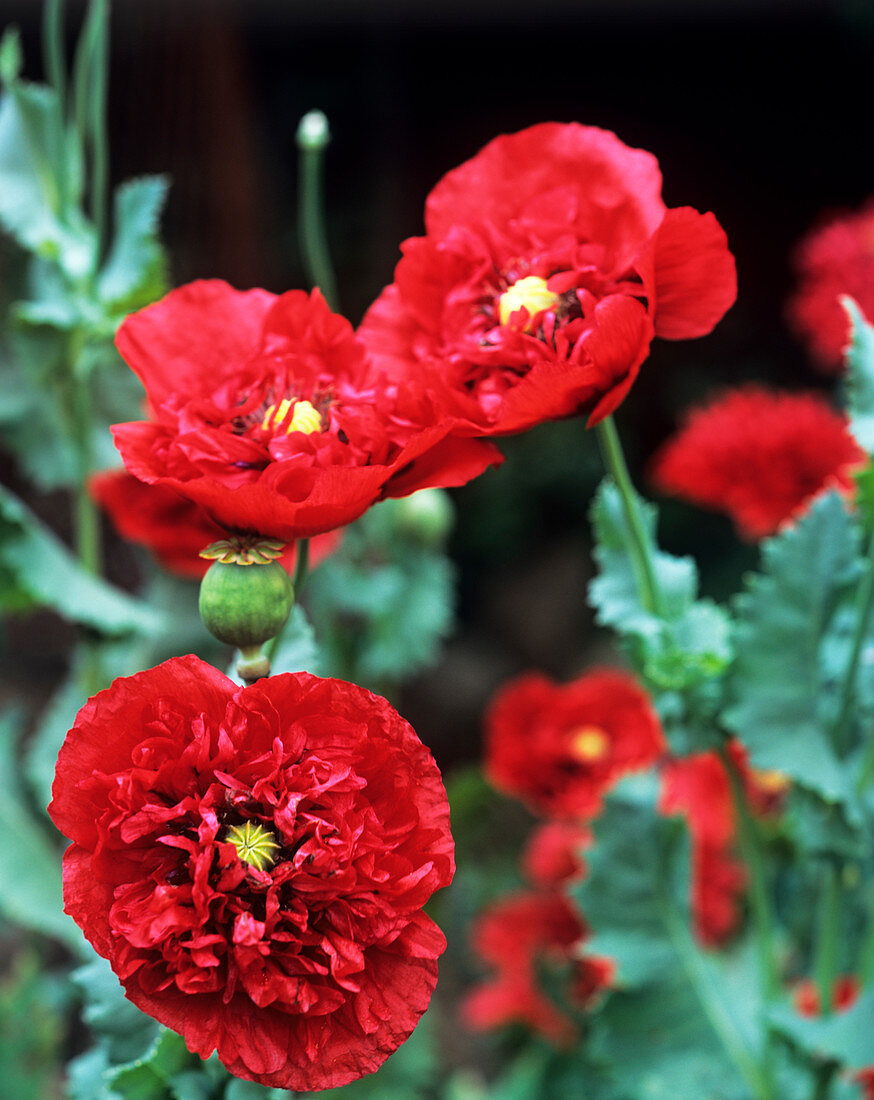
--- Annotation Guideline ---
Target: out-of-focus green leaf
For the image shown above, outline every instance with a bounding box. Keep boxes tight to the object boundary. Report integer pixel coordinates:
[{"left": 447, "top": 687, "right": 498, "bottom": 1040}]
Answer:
[
  {"left": 0, "top": 482, "right": 162, "bottom": 634},
  {"left": 306, "top": 498, "right": 455, "bottom": 689},
  {"left": 0, "top": 949, "right": 65, "bottom": 1100},
  {"left": 724, "top": 492, "right": 861, "bottom": 804},
  {"left": 0, "top": 710, "right": 83, "bottom": 949},
  {"left": 574, "top": 773, "right": 690, "bottom": 986},
  {"left": 0, "top": 88, "right": 93, "bottom": 277},
  {"left": 98, "top": 175, "right": 169, "bottom": 310},
  {"left": 770, "top": 987, "right": 874, "bottom": 1072},
  {"left": 268, "top": 604, "right": 322, "bottom": 677},
  {"left": 575, "top": 777, "right": 764, "bottom": 1098},
  {"left": 844, "top": 296, "right": 874, "bottom": 455},
  {"left": 24, "top": 664, "right": 84, "bottom": 814},
  {"left": 784, "top": 786, "right": 868, "bottom": 859},
  {"left": 73, "top": 957, "right": 160, "bottom": 1064},
  {"left": 107, "top": 1030, "right": 191, "bottom": 1097}
]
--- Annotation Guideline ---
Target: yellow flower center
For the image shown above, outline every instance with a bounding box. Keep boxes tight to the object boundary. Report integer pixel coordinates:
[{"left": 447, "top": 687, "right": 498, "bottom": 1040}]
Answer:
[
  {"left": 752, "top": 768, "right": 790, "bottom": 795},
  {"left": 224, "top": 820, "right": 280, "bottom": 871},
  {"left": 262, "top": 398, "right": 323, "bottom": 435},
  {"left": 568, "top": 725, "right": 610, "bottom": 764},
  {"left": 498, "top": 275, "right": 559, "bottom": 329}
]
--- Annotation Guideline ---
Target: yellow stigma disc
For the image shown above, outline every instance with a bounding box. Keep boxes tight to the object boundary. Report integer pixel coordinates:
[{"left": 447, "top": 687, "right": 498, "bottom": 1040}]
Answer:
[
  {"left": 224, "top": 820, "right": 281, "bottom": 871},
  {"left": 262, "top": 398, "right": 322, "bottom": 435},
  {"left": 568, "top": 725, "right": 610, "bottom": 764},
  {"left": 498, "top": 275, "right": 559, "bottom": 329}
]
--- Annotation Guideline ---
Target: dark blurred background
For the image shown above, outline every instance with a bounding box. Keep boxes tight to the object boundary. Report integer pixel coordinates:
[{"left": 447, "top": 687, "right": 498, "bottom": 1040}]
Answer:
[{"left": 1, "top": 0, "right": 872, "bottom": 761}]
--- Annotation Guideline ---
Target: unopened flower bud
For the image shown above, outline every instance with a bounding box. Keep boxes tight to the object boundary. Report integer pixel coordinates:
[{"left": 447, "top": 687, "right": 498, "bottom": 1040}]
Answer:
[{"left": 395, "top": 488, "right": 454, "bottom": 546}]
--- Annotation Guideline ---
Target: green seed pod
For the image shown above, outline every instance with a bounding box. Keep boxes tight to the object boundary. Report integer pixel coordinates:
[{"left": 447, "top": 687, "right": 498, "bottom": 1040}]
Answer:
[{"left": 198, "top": 560, "right": 294, "bottom": 648}]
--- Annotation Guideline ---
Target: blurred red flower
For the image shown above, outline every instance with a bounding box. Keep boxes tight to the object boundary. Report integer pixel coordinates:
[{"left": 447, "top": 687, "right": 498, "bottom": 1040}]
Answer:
[
  {"left": 90, "top": 469, "right": 340, "bottom": 579},
  {"left": 650, "top": 386, "right": 864, "bottom": 540},
  {"left": 786, "top": 198, "right": 874, "bottom": 373},
  {"left": 522, "top": 821, "right": 591, "bottom": 890},
  {"left": 359, "top": 122, "right": 736, "bottom": 434},
  {"left": 49, "top": 656, "right": 454, "bottom": 1091},
  {"left": 484, "top": 668, "right": 664, "bottom": 819},
  {"left": 659, "top": 745, "right": 788, "bottom": 947},
  {"left": 462, "top": 891, "right": 611, "bottom": 1045},
  {"left": 659, "top": 750, "right": 744, "bottom": 946},
  {"left": 111, "top": 281, "right": 501, "bottom": 542}
]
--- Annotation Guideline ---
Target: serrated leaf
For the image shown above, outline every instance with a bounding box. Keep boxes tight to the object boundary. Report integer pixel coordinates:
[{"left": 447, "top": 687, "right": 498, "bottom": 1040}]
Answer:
[
  {"left": 724, "top": 492, "right": 860, "bottom": 803},
  {"left": 0, "top": 710, "right": 83, "bottom": 950},
  {"left": 843, "top": 296, "right": 874, "bottom": 454},
  {"left": 0, "top": 88, "right": 93, "bottom": 274},
  {"left": 589, "top": 478, "right": 736, "bottom": 689},
  {"left": 589, "top": 479, "right": 697, "bottom": 628},
  {"left": 0, "top": 482, "right": 163, "bottom": 634},
  {"left": 98, "top": 175, "right": 169, "bottom": 308},
  {"left": 643, "top": 599, "right": 733, "bottom": 690}
]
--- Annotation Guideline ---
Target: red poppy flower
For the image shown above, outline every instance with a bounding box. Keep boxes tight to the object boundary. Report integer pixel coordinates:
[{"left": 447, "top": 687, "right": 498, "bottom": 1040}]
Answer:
[
  {"left": 359, "top": 122, "right": 736, "bottom": 434},
  {"left": 650, "top": 386, "right": 865, "bottom": 540},
  {"left": 484, "top": 668, "right": 664, "bottom": 819},
  {"left": 111, "top": 281, "right": 501, "bottom": 542},
  {"left": 48, "top": 656, "right": 454, "bottom": 1091},
  {"left": 786, "top": 198, "right": 874, "bottom": 373},
  {"left": 462, "top": 891, "right": 610, "bottom": 1045},
  {"left": 522, "top": 821, "right": 591, "bottom": 890},
  {"left": 91, "top": 469, "right": 341, "bottom": 580},
  {"left": 659, "top": 744, "right": 788, "bottom": 946}
]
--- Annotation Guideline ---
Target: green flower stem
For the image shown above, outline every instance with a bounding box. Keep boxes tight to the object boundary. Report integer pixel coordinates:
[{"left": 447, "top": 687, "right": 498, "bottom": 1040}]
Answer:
[
  {"left": 833, "top": 527, "right": 874, "bottom": 757},
  {"left": 43, "top": 0, "right": 67, "bottom": 213},
  {"left": 68, "top": 330, "right": 101, "bottom": 577},
  {"left": 662, "top": 887, "right": 776, "bottom": 1100},
  {"left": 292, "top": 537, "right": 310, "bottom": 597},
  {"left": 296, "top": 111, "right": 339, "bottom": 311},
  {"left": 43, "top": 0, "right": 67, "bottom": 109},
  {"left": 720, "top": 745, "right": 779, "bottom": 1002},
  {"left": 814, "top": 862, "right": 842, "bottom": 1014},
  {"left": 859, "top": 883, "right": 874, "bottom": 988},
  {"left": 88, "top": 0, "right": 109, "bottom": 259},
  {"left": 594, "top": 416, "right": 661, "bottom": 616}
]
